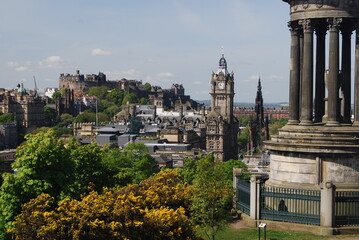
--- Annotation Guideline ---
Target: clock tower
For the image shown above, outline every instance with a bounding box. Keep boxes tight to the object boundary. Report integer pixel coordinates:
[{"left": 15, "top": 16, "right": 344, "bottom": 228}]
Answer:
[
  {"left": 210, "top": 54, "right": 235, "bottom": 122},
  {"left": 206, "top": 54, "right": 238, "bottom": 161}
]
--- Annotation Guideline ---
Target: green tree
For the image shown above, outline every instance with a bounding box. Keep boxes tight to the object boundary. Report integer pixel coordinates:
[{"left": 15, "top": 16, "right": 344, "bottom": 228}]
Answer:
[
  {"left": 0, "top": 113, "right": 14, "bottom": 124},
  {"left": 59, "top": 113, "right": 74, "bottom": 127},
  {"left": 180, "top": 157, "right": 198, "bottom": 184},
  {"left": 74, "top": 112, "right": 96, "bottom": 123},
  {"left": 102, "top": 143, "right": 157, "bottom": 188},
  {"left": 238, "top": 126, "right": 250, "bottom": 153},
  {"left": 106, "top": 89, "right": 124, "bottom": 106},
  {"left": 44, "top": 106, "right": 56, "bottom": 126},
  {"left": 65, "top": 141, "right": 110, "bottom": 196},
  {"left": 222, "top": 159, "right": 249, "bottom": 186},
  {"left": 143, "top": 82, "right": 152, "bottom": 91},
  {"left": 269, "top": 118, "right": 288, "bottom": 135},
  {"left": 104, "top": 105, "right": 121, "bottom": 118},
  {"left": 0, "top": 129, "right": 74, "bottom": 238},
  {"left": 87, "top": 86, "right": 108, "bottom": 100},
  {"left": 239, "top": 116, "right": 250, "bottom": 127},
  {"left": 139, "top": 97, "right": 149, "bottom": 105},
  {"left": 190, "top": 155, "right": 232, "bottom": 240},
  {"left": 122, "top": 92, "right": 138, "bottom": 105}
]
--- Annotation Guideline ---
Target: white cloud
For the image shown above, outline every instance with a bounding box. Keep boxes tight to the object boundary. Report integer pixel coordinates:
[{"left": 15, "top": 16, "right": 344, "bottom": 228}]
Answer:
[
  {"left": 268, "top": 74, "right": 284, "bottom": 81},
  {"left": 7, "top": 61, "right": 19, "bottom": 67},
  {"left": 243, "top": 75, "right": 259, "bottom": 83},
  {"left": 91, "top": 48, "right": 112, "bottom": 56},
  {"left": 15, "top": 66, "right": 28, "bottom": 72},
  {"left": 38, "top": 56, "right": 66, "bottom": 69},
  {"left": 158, "top": 72, "right": 174, "bottom": 78}
]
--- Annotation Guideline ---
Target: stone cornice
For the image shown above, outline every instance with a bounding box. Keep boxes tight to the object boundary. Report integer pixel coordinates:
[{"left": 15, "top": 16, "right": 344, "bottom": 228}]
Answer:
[{"left": 283, "top": 0, "right": 359, "bottom": 21}]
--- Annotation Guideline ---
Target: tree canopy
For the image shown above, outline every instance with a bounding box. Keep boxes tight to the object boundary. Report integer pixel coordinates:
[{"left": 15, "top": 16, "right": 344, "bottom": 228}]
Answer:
[
  {"left": 190, "top": 155, "right": 232, "bottom": 240},
  {"left": 0, "top": 130, "right": 157, "bottom": 238},
  {"left": 10, "top": 170, "right": 201, "bottom": 240}
]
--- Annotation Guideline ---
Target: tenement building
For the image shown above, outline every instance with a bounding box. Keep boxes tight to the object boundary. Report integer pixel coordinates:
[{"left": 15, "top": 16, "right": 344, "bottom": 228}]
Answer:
[{"left": 0, "top": 84, "right": 45, "bottom": 131}]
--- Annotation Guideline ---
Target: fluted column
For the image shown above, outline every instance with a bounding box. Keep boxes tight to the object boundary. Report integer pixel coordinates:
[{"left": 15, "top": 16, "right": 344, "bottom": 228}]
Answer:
[
  {"left": 314, "top": 24, "right": 326, "bottom": 123},
  {"left": 288, "top": 21, "right": 301, "bottom": 125},
  {"left": 326, "top": 18, "right": 342, "bottom": 126},
  {"left": 354, "top": 23, "right": 359, "bottom": 125},
  {"left": 299, "top": 19, "right": 314, "bottom": 125},
  {"left": 341, "top": 23, "right": 353, "bottom": 124}
]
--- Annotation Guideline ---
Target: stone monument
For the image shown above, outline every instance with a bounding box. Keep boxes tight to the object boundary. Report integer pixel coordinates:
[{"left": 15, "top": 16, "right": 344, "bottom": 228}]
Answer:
[{"left": 265, "top": 0, "right": 359, "bottom": 190}]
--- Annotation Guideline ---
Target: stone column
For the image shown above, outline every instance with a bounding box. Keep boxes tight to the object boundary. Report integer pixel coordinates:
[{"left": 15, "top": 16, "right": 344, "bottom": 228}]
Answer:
[
  {"left": 250, "top": 175, "right": 261, "bottom": 221},
  {"left": 354, "top": 23, "right": 359, "bottom": 125},
  {"left": 341, "top": 23, "right": 353, "bottom": 124},
  {"left": 300, "top": 19, "right": 314, "bottom": 125},
  {"left": 326, "top": 18, "right": 342, "bottom": 126},
  {"left": 314, "top": 25, "right": 326, "bottom": 123},
  {"left": 233, "top": 168, "right": 242, "bottom": 209},
  {"left": 288, "top": 21, "right": 301, "bottom": 125},
  {"left": 320, "top": 182, "right": 335, "bottom": 235}
]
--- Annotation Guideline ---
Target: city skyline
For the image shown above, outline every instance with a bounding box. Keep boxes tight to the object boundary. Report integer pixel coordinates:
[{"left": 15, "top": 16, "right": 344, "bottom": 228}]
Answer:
[{"left": 1, "top": 0, "right": 290, "bottom": 102}]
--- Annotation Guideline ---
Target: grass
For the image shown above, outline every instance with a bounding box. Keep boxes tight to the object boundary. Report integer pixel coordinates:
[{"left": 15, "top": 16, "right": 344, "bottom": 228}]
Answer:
[{"left": 209, "top": 227, "right": 359, "bottom": 240}]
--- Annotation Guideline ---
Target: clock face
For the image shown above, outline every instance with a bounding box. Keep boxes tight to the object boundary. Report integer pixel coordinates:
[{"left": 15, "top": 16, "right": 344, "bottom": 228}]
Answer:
[{"left": 218, "top": 82, "right": 225, "bottom": 90}]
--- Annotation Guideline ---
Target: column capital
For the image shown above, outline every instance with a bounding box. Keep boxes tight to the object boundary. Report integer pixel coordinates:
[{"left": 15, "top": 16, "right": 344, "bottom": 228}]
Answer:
[
  {"left": 299, "top": 19, "right": 313, "bottom": 33},
  {"left": 288, "top": 21, "right": 301, "bottom": 35},
  {"left": 327, "top": 18, "right": 343, "bottom": 32}
]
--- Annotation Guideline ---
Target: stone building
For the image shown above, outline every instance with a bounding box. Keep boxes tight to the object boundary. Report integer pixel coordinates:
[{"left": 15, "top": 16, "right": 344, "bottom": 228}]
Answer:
[
  {"left": 206, "top": 55, "right": 239, "bottom": 161},
  {"left": 0, "top": 123, "right": 18, "bottom": 150},
  {"left": 55, "top": 88, "right": 76, "bottom": 116},
  {"left": 113, "top": 55, "right": 239, "bottom": 161},
  {"left": 0, "top": 84, "right": 45, "bottom": 131},
  {"left": 234, "top": 107, "right": 289, "bottom": 119},
  {"left": 0, "top": 149, "right": 16, "bottom": 174},
  {"left": 59, "top": 70, "right": 109, "bottom": 92}
]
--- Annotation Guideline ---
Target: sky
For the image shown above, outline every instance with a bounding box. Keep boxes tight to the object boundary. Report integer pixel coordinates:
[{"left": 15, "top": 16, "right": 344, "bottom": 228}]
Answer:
[{"left": 0, "top": 0, "right": 291, "bottom": 102}]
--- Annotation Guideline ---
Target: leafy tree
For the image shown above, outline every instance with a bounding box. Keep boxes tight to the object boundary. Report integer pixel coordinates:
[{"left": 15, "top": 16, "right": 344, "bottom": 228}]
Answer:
[
  {"left": 180, "top": 157, "right": 198, "bottom": 184},
  {"left": 140, "top": 97, "right": 149, "bottom": 105},
  {"left": 143, "top": 82, "right": 152, "bottom": 91},
  {"left": 44, "top": 106, "right": 56, "bottom": 126},
  {"left": 74, "top": 112, "right": 96, "bottom": 123},
  {"left": 122, "top": 92, "right": 138, "bottom": 105},
  {"left": 222, "top": 159, "right": 249, "bottom": 186},
  {"left": 103, "top": 143, "right": 157, "bottom": 187},
  {"left": 106, "top": 89, "right": 124, "bottom": 106},
  {"left": 0, "top": 113, "right": 14, "bottom": 124},
  {"left": 103, "top": 105, "right": 121, "bottom": 118},
  {"left": 51, "top": 88, "right": 66, "bottom": 100},
  {"left": 0, "top": 129, "right": 74, "bottom": 238},
  {"left": 269, "top": 118, "right": 288, "bottom": 135},
  {"left": 238, "top": 126, "right": 250, "bottom": 152},
  {"left": 239, "top": 116, "right": 250, "bottom": 127},
  {"left": 190, "top": 155, "right": 232, "bottom": 240},
  {"left": 10, "top": 170, "right": 200, "bottom": 240},
  {"left": 87, "top": 86, "right": 108, "bottom": 100},
  {"left": 52, "top": 126, "right": 73, "bottom": 137},
  {"left": 58, "top": 113, "right": 74, "bottom": 127}
]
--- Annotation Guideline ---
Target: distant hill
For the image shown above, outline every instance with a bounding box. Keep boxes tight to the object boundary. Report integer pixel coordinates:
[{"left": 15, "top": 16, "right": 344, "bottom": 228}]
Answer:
[{"left": 195, "top": 100, "right": 289, "bottom": 108}]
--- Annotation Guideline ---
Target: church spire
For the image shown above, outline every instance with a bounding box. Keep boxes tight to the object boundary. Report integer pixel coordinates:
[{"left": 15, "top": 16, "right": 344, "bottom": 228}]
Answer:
[{"left": 258, "top": 77, "right": 262, "bottom": 91}]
